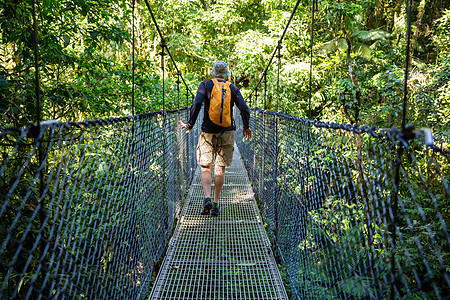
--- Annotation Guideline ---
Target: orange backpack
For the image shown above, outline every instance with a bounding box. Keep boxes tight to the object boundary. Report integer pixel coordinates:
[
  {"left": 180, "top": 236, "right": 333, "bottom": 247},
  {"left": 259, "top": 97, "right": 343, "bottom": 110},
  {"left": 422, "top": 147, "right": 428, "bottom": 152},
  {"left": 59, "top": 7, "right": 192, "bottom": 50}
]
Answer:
[{"left": 209, "top": 78, "right": 232, "bottom": 127}]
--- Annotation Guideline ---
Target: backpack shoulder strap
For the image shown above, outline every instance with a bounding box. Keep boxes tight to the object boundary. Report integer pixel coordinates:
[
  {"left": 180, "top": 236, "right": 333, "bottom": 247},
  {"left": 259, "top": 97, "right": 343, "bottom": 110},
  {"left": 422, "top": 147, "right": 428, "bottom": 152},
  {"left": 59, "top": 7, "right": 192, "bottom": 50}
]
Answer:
[{"left": 225, "top": 81, "right": 235, "bottom": 98}]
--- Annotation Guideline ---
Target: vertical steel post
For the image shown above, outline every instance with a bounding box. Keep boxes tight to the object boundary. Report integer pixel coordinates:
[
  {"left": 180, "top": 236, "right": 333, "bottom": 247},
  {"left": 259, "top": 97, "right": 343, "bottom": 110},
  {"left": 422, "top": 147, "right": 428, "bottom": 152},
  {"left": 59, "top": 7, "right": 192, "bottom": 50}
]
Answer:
[
  {"left": 131, "top": 0, "right": 137, "bottom": 199},
  {"left": 132, "top": 0, "right": 136, "bottom": 116},
  {"left": 159, "top": 39, "right": 169, "bottom": 235},
  {"left": 32, "top": 0, "right": 46, "bottom": 289},
  {"left": 306, "top": 2, "right": 315, "bottom": 273},
  {"left": 263, "top": 72, "right": 268, "bottom": 110},
  {"left": 131, "top": 0, "right": 136, "bottom": 164},
  {"left": 160, "top": 39, "right": 166, "bottom": 111},
  {"left": 273, "top": 42, "right": 282, "bottom": 258},
  {"left": 32, "top": 0, "right": 41, "bottom": 126},
  {"left": 276, "top": 44, "right": 282, "bottom": 112},
  {"left": 308, "top": 0, "right": 315, "bottom": 119},
  {"left": 390, "top": 0, "right": 413, "bottom": 298},
  {"left": 176, "top": 73, "right": 181, "bottom": 110},
  {"left": 272, "top": 115, "right": 279, "bottom": 256}
]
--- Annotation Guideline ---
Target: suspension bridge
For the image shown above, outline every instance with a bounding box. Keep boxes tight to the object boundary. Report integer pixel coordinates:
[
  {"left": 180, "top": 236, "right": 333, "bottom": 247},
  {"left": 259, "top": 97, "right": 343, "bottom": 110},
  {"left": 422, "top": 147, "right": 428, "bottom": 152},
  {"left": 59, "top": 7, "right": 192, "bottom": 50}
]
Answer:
[{"left": 1, "top": 0, "right": 449, "bottom": 299}]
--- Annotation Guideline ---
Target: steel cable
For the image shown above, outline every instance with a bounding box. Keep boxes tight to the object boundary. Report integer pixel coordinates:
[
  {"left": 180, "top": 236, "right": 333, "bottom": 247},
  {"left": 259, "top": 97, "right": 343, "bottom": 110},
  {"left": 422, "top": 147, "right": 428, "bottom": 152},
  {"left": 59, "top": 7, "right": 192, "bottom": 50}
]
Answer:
[
  {"left": 142, "top": 0, "right": 194, "bottom": 99},
  {"left": 248, "top": 0, "right": 303, "bottom": 99}
]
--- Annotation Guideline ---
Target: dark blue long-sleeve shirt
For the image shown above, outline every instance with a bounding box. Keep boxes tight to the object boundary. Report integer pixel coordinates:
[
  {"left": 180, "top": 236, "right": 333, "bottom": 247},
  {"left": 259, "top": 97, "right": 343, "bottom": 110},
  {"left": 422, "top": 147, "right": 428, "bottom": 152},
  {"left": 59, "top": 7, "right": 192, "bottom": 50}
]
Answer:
[{"left": 187, "top": 79, "right": 250, "bottom": 133}]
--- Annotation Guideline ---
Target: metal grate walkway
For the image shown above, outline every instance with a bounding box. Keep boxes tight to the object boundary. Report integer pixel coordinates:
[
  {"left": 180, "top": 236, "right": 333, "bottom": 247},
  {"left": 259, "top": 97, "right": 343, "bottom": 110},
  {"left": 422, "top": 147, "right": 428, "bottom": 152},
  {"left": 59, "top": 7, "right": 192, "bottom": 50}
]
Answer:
[{"left": 149, "top": 146, "right": 288, "bottom": 299}]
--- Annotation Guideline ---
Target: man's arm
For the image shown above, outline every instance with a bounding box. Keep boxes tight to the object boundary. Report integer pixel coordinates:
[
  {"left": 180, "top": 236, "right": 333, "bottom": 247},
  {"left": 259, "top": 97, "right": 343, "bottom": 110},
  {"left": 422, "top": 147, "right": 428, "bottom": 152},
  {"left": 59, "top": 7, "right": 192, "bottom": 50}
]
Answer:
[
  {"left": 187, "top": 82, "right": 206, "bottom": 129},
  {"left": 179, "top": 82, "right": 206, "bottom": 133},
  {"left": 180, "top": 82, "right": 206, "bottom": 132},
  {"left": 234, "top": 87, "right": 252, "bottom": 138},
  {"left": 234, "top": 88, "right": 250, "bottom": 129}
]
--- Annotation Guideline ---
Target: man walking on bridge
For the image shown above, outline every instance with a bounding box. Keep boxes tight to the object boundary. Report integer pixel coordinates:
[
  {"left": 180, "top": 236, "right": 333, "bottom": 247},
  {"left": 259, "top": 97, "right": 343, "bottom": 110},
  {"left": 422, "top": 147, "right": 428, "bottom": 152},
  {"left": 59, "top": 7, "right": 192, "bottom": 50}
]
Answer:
[{"left": 180, "top": 61, "right": 251, "bottom": 216}]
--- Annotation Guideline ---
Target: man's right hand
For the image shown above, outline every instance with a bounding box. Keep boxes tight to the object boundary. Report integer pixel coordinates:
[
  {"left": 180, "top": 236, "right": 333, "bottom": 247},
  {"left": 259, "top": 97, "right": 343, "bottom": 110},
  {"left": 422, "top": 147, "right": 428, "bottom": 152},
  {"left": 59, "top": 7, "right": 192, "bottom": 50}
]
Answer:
[{"left": 243, "top": 128, "right": 252, "bottom": 139}]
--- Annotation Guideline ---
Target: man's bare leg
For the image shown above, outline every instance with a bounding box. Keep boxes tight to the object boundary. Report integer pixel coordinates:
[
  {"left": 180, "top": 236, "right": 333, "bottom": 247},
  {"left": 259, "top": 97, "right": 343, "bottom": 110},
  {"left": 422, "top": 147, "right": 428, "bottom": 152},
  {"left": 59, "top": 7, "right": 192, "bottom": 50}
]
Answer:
[
  {"left": 200, "top": 164, "right": 213, "bottom": 198},
  {"left": 214, "top": 164, "right": 225, "bottom": 203},
  {"left": 200, "top": 164, "right": 213, "bottom": 215}
]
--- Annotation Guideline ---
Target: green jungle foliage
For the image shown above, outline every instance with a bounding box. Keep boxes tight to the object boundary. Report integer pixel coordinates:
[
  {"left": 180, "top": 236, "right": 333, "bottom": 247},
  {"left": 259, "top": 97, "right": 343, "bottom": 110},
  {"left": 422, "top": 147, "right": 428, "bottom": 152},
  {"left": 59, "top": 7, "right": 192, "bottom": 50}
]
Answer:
[
  {"left": 1, "top": 0, "right": 449, "bottom": 139},
  {"left": 1, "top": 0, "right": 449, "bottom": 298}
]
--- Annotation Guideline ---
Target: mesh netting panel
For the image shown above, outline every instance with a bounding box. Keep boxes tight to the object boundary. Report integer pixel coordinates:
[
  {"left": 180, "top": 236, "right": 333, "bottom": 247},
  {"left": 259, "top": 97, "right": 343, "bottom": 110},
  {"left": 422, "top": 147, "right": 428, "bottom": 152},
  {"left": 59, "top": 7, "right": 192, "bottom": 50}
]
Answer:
[
  {"left": 0, "top": 108, "right": 201, "bottom": 299},
  {"left": 236, "top": 107, "right": 449, "bottom": 299}
]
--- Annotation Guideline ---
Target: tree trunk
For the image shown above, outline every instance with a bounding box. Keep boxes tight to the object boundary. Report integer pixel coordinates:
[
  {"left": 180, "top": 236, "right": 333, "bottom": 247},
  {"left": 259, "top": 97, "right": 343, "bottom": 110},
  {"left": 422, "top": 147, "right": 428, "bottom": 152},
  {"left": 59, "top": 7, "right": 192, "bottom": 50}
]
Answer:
[{"left": 344, "top": 31, "right": 362, "bottom": 124}]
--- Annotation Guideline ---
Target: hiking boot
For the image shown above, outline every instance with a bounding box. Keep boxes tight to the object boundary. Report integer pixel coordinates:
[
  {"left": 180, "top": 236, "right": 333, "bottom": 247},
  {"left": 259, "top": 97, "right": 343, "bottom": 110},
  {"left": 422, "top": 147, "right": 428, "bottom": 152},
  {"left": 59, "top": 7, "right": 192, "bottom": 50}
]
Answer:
[
  {"left": 211, "top": 206, "right": 219, "bottom": 216},
  {"left": 200, "top": 198, "right": 212, "bottom": 215}
]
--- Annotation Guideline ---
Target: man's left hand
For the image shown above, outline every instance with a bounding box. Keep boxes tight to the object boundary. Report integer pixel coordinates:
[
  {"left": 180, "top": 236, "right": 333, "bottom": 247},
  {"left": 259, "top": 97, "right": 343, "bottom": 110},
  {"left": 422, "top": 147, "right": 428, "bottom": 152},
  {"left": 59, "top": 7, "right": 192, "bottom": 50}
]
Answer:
[{"left": 179, "top": 121, "right": 192, "bottom": 133}]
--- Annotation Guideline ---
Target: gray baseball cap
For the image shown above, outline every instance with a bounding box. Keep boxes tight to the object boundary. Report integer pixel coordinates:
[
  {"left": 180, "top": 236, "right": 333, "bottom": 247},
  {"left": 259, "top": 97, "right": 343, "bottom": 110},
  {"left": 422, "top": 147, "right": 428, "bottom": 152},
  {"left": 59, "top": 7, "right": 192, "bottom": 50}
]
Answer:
[{"left": 210, "top": 61, "right": 230, "bottom": 77}]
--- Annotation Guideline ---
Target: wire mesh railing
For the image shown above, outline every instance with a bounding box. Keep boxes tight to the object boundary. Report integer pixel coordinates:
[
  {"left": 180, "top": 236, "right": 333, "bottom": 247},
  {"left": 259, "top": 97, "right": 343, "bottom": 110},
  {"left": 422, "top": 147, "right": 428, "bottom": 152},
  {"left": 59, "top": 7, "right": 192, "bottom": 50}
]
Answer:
[
  {"left": 0, "top": 108, "right": 201, "bottom": 299},
  {"left": 236, "top": 107, "right": 449, "bottom": 299}
]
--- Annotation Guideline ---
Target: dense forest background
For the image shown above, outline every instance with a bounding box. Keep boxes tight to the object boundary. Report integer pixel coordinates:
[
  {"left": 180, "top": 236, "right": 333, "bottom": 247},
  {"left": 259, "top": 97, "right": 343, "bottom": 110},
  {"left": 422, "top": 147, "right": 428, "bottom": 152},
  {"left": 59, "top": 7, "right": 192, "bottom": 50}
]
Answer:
[{"left": 1, "top": 0, "right": 449, "bottom": 141}]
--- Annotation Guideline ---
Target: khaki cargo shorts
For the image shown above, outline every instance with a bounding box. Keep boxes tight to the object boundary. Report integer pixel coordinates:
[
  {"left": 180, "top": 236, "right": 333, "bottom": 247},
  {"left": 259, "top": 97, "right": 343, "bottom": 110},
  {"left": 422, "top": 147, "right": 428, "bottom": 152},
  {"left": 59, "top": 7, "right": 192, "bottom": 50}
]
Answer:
[{"left": 196, "top": 131, "right": 235, "bottom": 167}]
